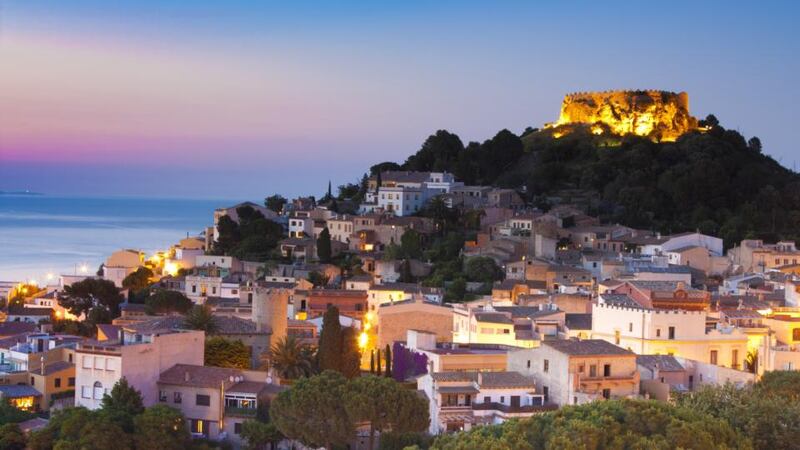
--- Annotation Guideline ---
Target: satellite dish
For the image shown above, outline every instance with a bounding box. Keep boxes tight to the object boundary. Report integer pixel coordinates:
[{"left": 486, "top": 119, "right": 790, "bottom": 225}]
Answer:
[
  {"left": 266, "top": 376, "right": 273, "bottom": 384},
  {"left": 229, "top": 376, "right": 235, "bottom": 382}
]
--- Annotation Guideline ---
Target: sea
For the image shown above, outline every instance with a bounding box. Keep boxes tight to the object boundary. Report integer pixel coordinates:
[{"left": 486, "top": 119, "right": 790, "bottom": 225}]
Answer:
[{"left": 0, "top": 195, "right": 236, "bottom": 283}]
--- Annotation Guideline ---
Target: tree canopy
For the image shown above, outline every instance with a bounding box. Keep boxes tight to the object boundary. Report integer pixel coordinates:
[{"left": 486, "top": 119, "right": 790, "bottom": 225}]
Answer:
[
  {"left": 204, "top": 336, "right": 251, "bottom": 369},
  {"left": 144, "top": 289, "right": 193, "bottom": 315},
  {"left": 59, "top": 278, "right": 124, "bottom": 321},
  {"left": 213, "top": 205, "right": 284, "bottom": 261},
  {"left": 431, "top": 399, "right": 749, "bottom": 450},
  {"left": 121, "top": 266, "right": 153, "bottom": 294}
]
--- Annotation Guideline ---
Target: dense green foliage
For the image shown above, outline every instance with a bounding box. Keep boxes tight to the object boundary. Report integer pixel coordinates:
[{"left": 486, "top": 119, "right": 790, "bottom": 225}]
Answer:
[
  {"left": 270, "top": 371, "right": 353, "bottom": 449},
  {"left": 205, "top": 336, "right": 251, "bottom": 369},
  {"left": 121, "top": 267, "right": 153, "bottom": 294},
  {"left": 213, "top": 205, "right": 284, "bottom": 261},
  {"left": 317, "top": 227, "right": 332, "bottom": 263},
  {"left": 0, "top": 401, "right": 34, "bottom": 426},
  {"left": 676, "top": 371, "right": 800, "bottom": 450},
  {"left": 59, "top": 278, "right": 124, "bottom": 322},
  {"left": 183, "top": 304, "right": 217, "bottom": 333},
  {"left": 317, "top": 306, "right": 361, "bottom": 378},
  {"left": 144, "top": 289, "right": 193, "bottom": 314},
  {"left": 264, "top": 194, "right": 287, "bottom": 214},
  {"left": 431, "top": 399, "right": 749, "bottom": 450},
  {"left": 268, "top": 336, "right": 315, "bottom": 379},
  {"left": 26, "top": 380, "right": 204, "bottom": 450},
  {"left": 271, "top": 372, "right": 429, "bottom": 450},
  {"left": 394, "top": 122, "right": 800, "bottom": 246},
  {"left": 239, "top": 420, "right": 283, "bottom": 450},
  {"left": 0, "top": 423, "right": 26, "bottom": 450}
]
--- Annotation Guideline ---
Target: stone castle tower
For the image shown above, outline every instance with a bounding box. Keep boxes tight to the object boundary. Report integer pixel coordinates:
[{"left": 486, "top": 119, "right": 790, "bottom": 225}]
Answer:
[{"left": 247, "top": 285, "right": 289, "bottom": 346}]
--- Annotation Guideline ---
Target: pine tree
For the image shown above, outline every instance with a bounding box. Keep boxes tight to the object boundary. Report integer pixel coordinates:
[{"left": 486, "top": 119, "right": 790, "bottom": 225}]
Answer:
[
  {"left": 385, "top": 344, "right": 392, "bottom": 378},
  {"left": 318, "top": 306, "right": 343, "bottom": 372}
]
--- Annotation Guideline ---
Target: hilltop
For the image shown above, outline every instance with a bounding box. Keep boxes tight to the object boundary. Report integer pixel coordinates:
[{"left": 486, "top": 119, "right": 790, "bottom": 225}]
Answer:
[{"left": 376, "top": 115, "right": 800, "bottom": 247}]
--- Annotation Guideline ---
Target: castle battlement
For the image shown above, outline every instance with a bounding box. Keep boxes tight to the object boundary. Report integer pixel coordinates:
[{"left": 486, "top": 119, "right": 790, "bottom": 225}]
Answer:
[
  {"left": 549, "top": 89, "right": 697, "bottom": 141},
  {"left": 595, "top": 301, "right": 706, "bottom": 316}
]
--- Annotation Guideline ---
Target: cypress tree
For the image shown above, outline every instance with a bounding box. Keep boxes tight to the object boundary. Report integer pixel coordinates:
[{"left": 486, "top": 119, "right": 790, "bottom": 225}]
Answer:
[
  {"left": 317, "top": 228, "right": 332, "bottom": 263},
  {"left": 318, "top": 306, "right": 343, "bottom": 372},
  {"left": 370, "top": 350, "right": 375, "bottom": 374},
  {"left": 385, "top": 344, "right": 392, "bottom": 378},
  {"left": 340, "top": 327, "right": 362, "bottom": 379},
  {"left": 376, "top": 349, "right": 382, "bottom": 376}
]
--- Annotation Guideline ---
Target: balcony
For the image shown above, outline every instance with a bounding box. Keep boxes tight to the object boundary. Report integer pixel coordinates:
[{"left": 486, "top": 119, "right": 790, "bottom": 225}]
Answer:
[
  {"left": 472, "top": 402, "right": 558, "bottom": 414},
  {"left": 579, "top": 371, "right": 639, "bottom": 384},
  {"left": 225, "top": 406, "right": 258, "bottom": 417}
]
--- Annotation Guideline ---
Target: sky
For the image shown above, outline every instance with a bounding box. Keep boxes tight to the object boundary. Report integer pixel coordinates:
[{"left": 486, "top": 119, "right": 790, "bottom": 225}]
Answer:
[{"left": 1, "top": 1, "right": 798, "bottom": 200}]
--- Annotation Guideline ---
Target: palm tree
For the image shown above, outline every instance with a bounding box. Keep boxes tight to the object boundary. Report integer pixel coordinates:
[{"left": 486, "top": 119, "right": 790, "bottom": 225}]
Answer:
[
  {"left": 267, "top": 336, "right": 314, "bottom": 380},
  {"left": 183, "top": 304, "right": 217, "bottom": 333}
]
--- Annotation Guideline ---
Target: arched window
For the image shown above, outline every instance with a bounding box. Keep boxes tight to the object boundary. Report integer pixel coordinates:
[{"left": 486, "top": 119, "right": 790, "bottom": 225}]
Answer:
[{"left": 93, "top": 381, "right": 103, "bottom": 400}]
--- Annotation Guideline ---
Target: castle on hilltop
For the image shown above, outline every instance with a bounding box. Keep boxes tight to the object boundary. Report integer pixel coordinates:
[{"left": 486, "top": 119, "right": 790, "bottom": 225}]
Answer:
[{"left": 547, "top": 90, "right": 699, "bottom": 142}]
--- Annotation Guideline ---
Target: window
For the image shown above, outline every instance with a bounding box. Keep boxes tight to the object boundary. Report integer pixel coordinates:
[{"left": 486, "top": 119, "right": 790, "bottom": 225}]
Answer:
[
  {"left": 174, "top": 392, "right": 182, "bottom": 404},
  {"left": 710, "top": 350, "right": 718, "bottom": 365},
  {"left": 30, "top": 377, "right": 34, "bottom": 386},
  {"left": 603, "top": 364, "right": 611, "bottom": 377},
  {"left": 628, "top": 323, "right": 633, "bottom": 332},
  {"left": 55, "top": 378, "right": 61, "bottom": 388},
  {"left": 656, "top": 329, "right": 661, "bottom": 338},
  {"left": 526, "top": 360, "right": 531, "bottom": 369},
  {"left": 732, "top": 349, "right": 739, "bottom": 368},
  {"left": 602, "top": 389, "right": 611, "bottom": 399},
  {"left": 159, "top": 390, "right": 167, "bottom": 402},
  {"left": 500, "top": 396, "right": 504, "bottom": 403},
  {"left": 484, "top": 396, "right": 491, "bottom": 403},
  {"left": 93, "top": 381, "right": 103, "bottom": 400},
  {"left": 614, "top": 330, "right": 620, "bottom": 345},
  {"left": 668, "top": 326, "right": 675, "bottom": 340},
  {"left": 248, "top": 293, "right": 253, "bottom": 305},
  {"left": 589, "top": 365, "right": 597, "bottom": 377},
  {"left": 793, "top": 328, "right": 800, "bottom": 341},
  {"left": 81, "top": 386, "right": 91, "bottom": 399},
  {"left": 68, "top": 377, "right": 75, "bottom": 387},
  {"left": 192, "top": 285, "right": 197, "bottom": 293},
  {"left": 82, "top": 356, "right": 92, "bottom": 369},
  {"left": 196, "top": 394, "right": 211, "bottom": 406},
  {"left": 542, "top": 386, "right": 549, "bottom": 402},
  {"left": 543, "top": 359, "right": 549, "bottom": 373},
  {"left": 578, "top": 364, "right": 585, "bottom": 373},
  {"left": 234, "top": 422, "right": 242, "bottom": 434}
]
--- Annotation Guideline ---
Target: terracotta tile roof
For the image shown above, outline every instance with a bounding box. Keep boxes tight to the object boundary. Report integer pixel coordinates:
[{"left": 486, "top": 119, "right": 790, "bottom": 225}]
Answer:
[
  {"left": 543, "top": 339, "right": 633, "bottom": 356},
  {"left": 29, "top": 360, "right": 74, "bottom": 376},
  {"left": 159, "top": 364, "right": 243, "bottom": 388}
]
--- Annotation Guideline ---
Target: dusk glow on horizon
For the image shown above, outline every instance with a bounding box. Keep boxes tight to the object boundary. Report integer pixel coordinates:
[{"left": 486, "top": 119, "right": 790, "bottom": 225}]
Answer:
[{"left": 1, "top": 1, "right": 798, "bottom": 199}]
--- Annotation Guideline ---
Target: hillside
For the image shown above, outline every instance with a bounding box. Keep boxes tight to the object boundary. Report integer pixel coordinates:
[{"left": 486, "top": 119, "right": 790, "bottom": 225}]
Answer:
[{"left": 384, "top": 117, "right": 800, "bottom": 247}]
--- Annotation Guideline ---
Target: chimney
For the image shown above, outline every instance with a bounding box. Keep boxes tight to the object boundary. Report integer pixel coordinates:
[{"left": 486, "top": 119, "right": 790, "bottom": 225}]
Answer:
[
  {"left": 477, "top": 372, "right": 483, "bottom": 386},
  {"left": 40, "top": 356, "right": 45, "bottom": 377}
]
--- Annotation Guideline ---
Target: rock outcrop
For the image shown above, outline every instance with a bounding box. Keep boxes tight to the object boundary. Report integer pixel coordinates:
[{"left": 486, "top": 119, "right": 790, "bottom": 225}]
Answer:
[{"left": 549, "top": 90, "right": 698, "bottom": 141}]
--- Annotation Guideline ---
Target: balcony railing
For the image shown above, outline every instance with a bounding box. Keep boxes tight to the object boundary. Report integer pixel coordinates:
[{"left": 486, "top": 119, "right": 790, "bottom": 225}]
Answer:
[
  {"left": 225, "top": 406, "right": 258, "bottom": 417},
  {"left": 472, "top": 402, "right": 558, "bottom": 414}
]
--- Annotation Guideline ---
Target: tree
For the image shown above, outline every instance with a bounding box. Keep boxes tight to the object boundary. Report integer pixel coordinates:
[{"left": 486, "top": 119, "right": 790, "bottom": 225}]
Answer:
[
  {"left": 59, "top": 278, "right": 124, "bottom": 320},
  {"left": 0, "top": 423, "right": 26, "bottom": 450},
  {"left": 144, "top": 289, "right": 193, "bottom": 315},
  {"left": 99, "top": 377, "right": 144, "bottom": 432},
  {"left": 676, "top": 381, "right": 800, "bottom": 450},
  {"left": 268, "top": 336, "right": 313, "bottom": 380},
  {"left": 399, "top": 230, "right": 422, "bottom": 259},
  {"left": 133, "top": 405, "right": 191, "bottom": 450},
  {"left": 444, "top": 278, "right": 467, "bottom": 302},
  {"left": 376, "top": 348, "right": 382, "bottom": 376},
  {"left": 384, "top": 344, "right": 392, "bottom": 378},
  {"left": 264, "top": 194, "right": 287, "bottom": 214},
  {"left": 318, "top": 306, "right": 343, "bottom": 373},
  {"left": 121, "top": 266, "right": 153, "bottom": 294},
  {"left": 183, "top": 305, "right": 217, "bottom": 333},
  {"left": 306, "top": 271, "right": 329, "bottom": 287},
  {"left": 76, "top": 418, "right": 133, "bottom": 450},
  {"left": 205, "top": 337, "right": 251, "bottom": 369},
  {"left": 464, "top": 256, "right": 503, "bottom": 284},
  {"left": 370, "top": 350, "right": 376, "bottom": 374},
  {"left": 432, "top": 399, "right": 748, "bottom": 449},
  {"left": 270, "top": 371, "right": 354, "bottom": 449},
  {"left": 316, "top": 227, "right": 332, "bottom": 263},
  {"left": 346, "top": 375, "right": 430, "bottom": 450},
  {"left": 339, "top": 327, "right": 361, "bottom": 379},
  {"left": 240, "top": 420, "right": 283, "bottom": 450},
  {"left": 0, "top": 399, "right": 35, "bottom": 425},
  {"left": 397, "top": 259, "right": 414, "bottom": 283},
  {"left": 213, "top": 214, "right": 241, "bottom": 255}
]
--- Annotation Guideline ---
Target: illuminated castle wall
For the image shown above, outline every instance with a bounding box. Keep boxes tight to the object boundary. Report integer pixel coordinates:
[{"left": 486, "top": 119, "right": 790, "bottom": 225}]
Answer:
[{"left": 550, "top": 90, "right": 698, "bottom": 141}]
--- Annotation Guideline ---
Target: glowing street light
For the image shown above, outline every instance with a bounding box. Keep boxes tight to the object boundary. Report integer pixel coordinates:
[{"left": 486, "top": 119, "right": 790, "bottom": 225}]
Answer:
[{"left": 358, "top": 331, "right": 369, "bottom": 350}]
